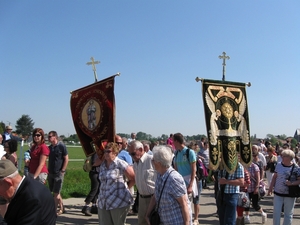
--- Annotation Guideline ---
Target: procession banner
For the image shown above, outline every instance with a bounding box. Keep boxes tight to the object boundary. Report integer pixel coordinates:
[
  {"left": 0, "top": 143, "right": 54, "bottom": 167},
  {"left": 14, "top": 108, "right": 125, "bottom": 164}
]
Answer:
[
  {"left": 202, "top": 79, "right": 251, "bottom": 174},
  {"left": 70, "top": 75, "right": 116, "bottom": 157}
]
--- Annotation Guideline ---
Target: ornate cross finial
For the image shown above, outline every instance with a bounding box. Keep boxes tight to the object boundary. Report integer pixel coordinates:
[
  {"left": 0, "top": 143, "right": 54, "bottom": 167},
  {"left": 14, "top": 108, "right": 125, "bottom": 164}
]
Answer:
[
  {"left": 86, "top": 57, "right": 100, "bottom": 82},
  {"left": 218, "top": 52, "right": 230, "bottom": 81}
]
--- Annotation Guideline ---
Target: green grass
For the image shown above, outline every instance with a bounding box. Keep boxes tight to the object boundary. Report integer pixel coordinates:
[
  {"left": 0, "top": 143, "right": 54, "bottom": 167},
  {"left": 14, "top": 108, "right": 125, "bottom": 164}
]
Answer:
[
  {"left": 54, "top": 145, "right": 91, "bottom": 199},
  {"left": 18, "top": 144, "right": 91, "bottom": 199}
]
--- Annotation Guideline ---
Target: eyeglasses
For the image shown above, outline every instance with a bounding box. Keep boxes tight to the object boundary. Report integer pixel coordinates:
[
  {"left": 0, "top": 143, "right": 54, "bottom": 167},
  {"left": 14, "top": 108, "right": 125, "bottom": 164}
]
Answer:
[
  {"left": 104, "top": 150, "right": 112, "bottom": 154},
  {"left": 34, "top": 134, "right": 41, "bottom": 137}
]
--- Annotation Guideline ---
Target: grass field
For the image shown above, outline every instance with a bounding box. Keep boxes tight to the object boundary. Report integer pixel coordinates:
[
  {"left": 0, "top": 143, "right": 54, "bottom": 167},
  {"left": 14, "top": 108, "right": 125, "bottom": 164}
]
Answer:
[
  {"left": 18, "top": 144, "right": 91, "bottom": 199},
  {"left": 60, "top": 146, "right": 90, "bottom": 199}
]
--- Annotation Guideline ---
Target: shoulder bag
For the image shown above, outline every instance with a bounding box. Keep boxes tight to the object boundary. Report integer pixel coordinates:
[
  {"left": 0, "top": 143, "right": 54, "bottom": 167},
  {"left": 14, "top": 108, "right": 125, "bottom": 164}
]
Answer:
[
  {"left": 149, "top": 170, "right": 174, "bottom": 225},
  {"left": 288, "top": 164, "right": 300, "bottom": 198}
]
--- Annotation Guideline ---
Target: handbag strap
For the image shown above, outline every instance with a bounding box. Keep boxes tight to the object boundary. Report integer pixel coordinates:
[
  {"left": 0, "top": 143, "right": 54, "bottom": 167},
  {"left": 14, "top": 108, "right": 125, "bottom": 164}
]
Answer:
[
  {"left": 156, "top": 170, "right": 174, "bottom": 210},
  {"left": 288, "top": 164, "right": 295, "bottom": 181}
]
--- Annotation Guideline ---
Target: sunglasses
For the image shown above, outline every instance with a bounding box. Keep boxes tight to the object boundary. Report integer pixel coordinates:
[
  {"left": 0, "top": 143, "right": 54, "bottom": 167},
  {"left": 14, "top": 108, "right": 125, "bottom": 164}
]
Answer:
[
  {"left": 104, "top": 150, "right": 112, "bottom": 154},
  {"left": 48, "top": 135, "right": 54, "bottom": 138},
  {"left": 116, "top": 142, "right": 122, "bottom": 145},
  {"left": 34, "top": 134, "right": 41, "bottom": 137}
]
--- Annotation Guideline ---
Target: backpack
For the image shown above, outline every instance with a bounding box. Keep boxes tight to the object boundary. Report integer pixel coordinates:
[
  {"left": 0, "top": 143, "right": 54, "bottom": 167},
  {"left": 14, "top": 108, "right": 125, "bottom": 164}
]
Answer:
[
  {"left": 83, "top": 155, "right": 92, "bottom": 172},
  {"left": 196, "top": 158, "right": 208, "bottom": 179}
]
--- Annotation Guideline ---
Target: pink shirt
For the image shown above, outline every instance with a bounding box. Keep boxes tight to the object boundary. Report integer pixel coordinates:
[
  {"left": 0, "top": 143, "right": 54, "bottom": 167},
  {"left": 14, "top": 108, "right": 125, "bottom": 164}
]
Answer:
[{"left": 29, "top": 143, "right": 50, "bottom": 174}]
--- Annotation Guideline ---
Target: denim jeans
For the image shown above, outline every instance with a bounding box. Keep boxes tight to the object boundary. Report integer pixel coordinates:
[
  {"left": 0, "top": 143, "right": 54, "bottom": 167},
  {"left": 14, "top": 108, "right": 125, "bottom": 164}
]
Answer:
[
  {"left": 273, "top": 194, "right": 296, "bottom": 225},
  {"left": 218, "top": 193, "right": 238, "bottom": 225}
]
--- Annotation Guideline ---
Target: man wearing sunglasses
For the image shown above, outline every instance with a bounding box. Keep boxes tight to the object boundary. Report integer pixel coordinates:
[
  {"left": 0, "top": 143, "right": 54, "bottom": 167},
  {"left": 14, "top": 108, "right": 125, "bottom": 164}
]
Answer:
[
  {"left": 128, "top": 140, "right": 157, "bottom": 225},
  {"left": 47, "top": 131, "right": 69, "bottom": 216}
]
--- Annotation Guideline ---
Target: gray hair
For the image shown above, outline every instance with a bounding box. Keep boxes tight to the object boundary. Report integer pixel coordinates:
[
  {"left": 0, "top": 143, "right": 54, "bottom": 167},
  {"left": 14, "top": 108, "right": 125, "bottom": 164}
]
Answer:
[
  {"left": 129, "top": 140, "right": 143, "bottom": 150},
  {"left": 281, "top": 149, "right": 295, "bottom": 159},
  {"left": 152, "top": 145, "right": 173, "bottom": 168}
]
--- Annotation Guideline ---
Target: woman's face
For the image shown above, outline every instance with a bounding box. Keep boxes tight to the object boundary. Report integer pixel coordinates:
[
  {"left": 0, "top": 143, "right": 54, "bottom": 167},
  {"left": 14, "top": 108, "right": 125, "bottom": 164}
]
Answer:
[
  {"left": 281, "top": 154, "right": 292, "bottom": 163},
  {"left": 104, "top": 148, "right": 116, "bottom": 162},
  {"left": 33, "top": 132, "right": 42, "bottom": 144}
]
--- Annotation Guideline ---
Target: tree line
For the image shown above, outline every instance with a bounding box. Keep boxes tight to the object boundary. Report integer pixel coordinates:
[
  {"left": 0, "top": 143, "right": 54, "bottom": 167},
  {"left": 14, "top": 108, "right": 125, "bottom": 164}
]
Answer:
[{"left": 1, "top": 114, "right": 297, "bottom": 148}]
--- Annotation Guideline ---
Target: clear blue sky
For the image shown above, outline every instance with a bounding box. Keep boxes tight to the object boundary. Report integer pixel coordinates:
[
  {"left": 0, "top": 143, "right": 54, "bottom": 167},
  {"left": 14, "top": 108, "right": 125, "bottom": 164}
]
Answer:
[{"left": 1, "top": 1, "right": 299, "bottom": 139}]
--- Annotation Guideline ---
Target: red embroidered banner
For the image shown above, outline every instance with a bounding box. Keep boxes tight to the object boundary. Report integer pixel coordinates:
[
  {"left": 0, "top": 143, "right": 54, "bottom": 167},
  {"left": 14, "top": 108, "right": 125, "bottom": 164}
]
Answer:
[{"left": 70, "top": 75, "right": 116, "bottom": 157}]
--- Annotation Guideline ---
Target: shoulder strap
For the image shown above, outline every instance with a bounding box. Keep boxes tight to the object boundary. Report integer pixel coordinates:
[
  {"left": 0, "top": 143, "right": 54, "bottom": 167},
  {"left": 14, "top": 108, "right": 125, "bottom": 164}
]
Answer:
[
  {"left": 186, "top": 148, "right": 190, "bottom": 163},
  {"left": 288, "top": 164, "right": 296, "bottom": 181},
  {"left": 156, "top": 170, "right": 174, "bottom": 210}
]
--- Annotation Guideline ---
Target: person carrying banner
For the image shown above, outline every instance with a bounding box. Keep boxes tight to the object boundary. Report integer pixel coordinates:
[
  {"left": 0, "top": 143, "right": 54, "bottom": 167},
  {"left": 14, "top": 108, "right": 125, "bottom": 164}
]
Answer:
[{"left": 217, "top": 162, "right": 244, "bottom": 225}]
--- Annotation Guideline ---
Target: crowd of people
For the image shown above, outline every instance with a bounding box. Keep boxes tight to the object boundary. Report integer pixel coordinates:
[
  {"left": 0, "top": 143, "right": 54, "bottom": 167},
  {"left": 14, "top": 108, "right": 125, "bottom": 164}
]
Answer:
[
  {"left": 0, "top": 126, "right": 68, "bottom": 224},
  {"left": 0, "top": 126, "right": 300, "bottom": 225}
]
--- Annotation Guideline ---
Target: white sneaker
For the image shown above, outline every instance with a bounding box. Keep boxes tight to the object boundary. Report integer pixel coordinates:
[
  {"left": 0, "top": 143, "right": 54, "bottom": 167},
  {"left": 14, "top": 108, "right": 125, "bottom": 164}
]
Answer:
[
  {"left": 193, "top": 219, "right": 199, "bottom": 225},
  {"left": 262, "top": 212, "right": 267, "bottom": 224},
  {"left": 244, "top": 216, "right": 250, "bottom": 224}
]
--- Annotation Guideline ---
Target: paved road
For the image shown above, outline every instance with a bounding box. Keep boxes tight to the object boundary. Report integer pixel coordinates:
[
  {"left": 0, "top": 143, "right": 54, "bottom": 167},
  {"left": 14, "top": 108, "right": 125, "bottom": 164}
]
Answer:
[{"left": 57, "top": 187, "right": 300, "bottom": 225}]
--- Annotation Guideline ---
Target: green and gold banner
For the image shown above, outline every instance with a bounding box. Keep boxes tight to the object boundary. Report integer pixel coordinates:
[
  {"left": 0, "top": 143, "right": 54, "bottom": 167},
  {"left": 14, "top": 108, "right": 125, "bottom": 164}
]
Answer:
[
  {"left": 70, "top": 75, "right": 116, "bottom": 157},
  {"left": 202, "top": 79, "right": 251, "bottom": 174}
]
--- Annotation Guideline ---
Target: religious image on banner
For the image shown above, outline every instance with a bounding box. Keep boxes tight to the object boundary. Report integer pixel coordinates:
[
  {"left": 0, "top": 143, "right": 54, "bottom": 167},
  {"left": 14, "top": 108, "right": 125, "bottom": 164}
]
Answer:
[
  {"left": 201, "top": 79, "right": 251, "bottom": 174},
  {"left": 70, "top": 75, "right": 117, "bottom": 157}
]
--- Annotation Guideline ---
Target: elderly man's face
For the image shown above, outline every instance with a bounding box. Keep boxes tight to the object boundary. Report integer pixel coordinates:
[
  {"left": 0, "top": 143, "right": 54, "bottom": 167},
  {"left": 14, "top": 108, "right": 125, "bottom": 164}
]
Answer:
[
  {"left": 0, "top": 179, "right": 13, "bottom": 201},
  {"left": 128, "top": 144, "right": 144, "bottom": 162}
]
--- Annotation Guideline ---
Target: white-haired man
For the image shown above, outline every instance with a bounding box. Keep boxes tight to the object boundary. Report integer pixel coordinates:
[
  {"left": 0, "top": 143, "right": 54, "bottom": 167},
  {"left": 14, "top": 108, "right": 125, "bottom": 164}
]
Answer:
[{"left": 128, "top": 140, "right": 156, "bottom": 225}]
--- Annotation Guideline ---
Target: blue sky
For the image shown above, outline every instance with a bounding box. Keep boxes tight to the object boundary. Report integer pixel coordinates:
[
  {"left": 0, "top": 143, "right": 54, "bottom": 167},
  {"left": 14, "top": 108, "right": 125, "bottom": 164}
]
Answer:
[{"left": 1, "top": 1, "right": 299, "bottom": 139}]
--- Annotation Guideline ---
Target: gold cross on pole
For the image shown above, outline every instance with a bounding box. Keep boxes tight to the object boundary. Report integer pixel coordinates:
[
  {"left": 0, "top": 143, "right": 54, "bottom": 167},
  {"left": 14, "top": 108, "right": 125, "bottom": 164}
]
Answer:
[
  {"left": 218, "top": 52, "right": 230, "bottom": 81},
  {"left": 86, "top": 57, "right": 100, "bottom": 82}
]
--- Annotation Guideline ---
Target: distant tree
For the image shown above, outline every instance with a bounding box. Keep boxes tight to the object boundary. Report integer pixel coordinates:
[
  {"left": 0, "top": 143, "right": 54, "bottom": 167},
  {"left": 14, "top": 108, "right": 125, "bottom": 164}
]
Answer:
[
  {"left": 266, "top": 134, "right": 275, "bottom": 139},
  {"left": 276, "top": 134, "right": 287, "bottom": 140},
  {"left": 161, "top": 134, "right": 168, "bottom": 141},
  {"left": 15, "top": 115, "right": 34, "bottom": 136},
  {"left": 269, "top": 136, "right": 278, "bottom": 146},
  {"left": 136, "top": 131, "right": 148, "bottom": 140},
  {"left": 117, "top": 133, "right": 130, "bottom": 138},
  {"left": 0, "top": 121, "right": 4, "bottom": 134},
  {"left": 59, "top": 135, "right": 66, "bottom": 141},
  {"left": 291, "top": 138, "right": 297, "bottom": 148}
]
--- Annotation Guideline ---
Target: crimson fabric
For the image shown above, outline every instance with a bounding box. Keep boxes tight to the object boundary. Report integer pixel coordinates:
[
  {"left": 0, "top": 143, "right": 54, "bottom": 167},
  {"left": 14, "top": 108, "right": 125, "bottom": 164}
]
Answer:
[{"left": 70, "top": 75, "right": 116, "bottom": 157}]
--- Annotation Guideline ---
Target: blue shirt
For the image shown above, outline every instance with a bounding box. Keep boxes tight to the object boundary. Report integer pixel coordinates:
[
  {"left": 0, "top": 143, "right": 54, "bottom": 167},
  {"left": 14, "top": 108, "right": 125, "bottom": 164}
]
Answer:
[
  {"left": 155, "top": 168, "right": 192, "bottom": 225},
  {"left": 174, "top": 147, "right": 196, "bottom": 178},
  {"left": 118, "top": 149, "right": 133, "bottom": 165}
]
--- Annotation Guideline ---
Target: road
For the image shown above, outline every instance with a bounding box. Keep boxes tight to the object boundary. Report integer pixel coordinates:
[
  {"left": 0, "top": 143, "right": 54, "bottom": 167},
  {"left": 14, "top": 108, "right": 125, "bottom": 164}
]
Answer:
[{"left": 57, "top": 186, "right": 300, "bottom": 225}]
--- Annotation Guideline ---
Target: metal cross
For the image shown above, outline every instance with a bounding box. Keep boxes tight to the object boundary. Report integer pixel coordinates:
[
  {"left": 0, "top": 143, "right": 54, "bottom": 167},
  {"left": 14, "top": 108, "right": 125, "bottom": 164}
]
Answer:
[
  {"left": 86, "top": 57, "right": 100, "bottom": 82},
  {"left": 218, "top": 52, "right": 230, "bottom": 81}
]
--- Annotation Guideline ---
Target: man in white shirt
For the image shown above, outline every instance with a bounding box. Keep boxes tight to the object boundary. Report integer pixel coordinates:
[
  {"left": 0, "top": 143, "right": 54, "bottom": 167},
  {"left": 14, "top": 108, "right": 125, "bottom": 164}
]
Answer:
[{"left": 128, "top": 140, "right": 156, "bottom": 225}]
